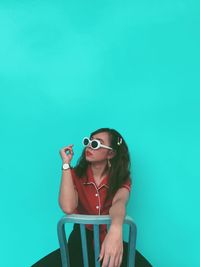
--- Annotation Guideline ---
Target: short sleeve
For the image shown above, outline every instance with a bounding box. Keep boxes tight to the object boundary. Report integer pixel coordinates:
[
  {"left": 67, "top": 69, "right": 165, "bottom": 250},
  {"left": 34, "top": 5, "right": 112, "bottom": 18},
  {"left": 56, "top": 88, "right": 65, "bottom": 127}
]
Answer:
[{"left": 121, "top": 178, "right": 131, "bottom": 192}]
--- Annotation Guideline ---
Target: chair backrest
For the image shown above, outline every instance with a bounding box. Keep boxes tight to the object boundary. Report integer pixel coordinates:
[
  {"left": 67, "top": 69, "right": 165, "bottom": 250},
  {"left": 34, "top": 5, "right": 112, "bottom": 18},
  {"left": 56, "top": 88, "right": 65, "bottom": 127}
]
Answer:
[{"left": 57, "top": 214, "right": 137, "bottom": 267}]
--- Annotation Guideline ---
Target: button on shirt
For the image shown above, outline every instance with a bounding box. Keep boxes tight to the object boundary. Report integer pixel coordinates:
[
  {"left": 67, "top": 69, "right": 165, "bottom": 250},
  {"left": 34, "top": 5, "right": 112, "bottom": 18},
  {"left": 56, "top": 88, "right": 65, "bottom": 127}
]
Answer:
[{"left": 70, "top": 165, "right": 131, "bottom": 244}]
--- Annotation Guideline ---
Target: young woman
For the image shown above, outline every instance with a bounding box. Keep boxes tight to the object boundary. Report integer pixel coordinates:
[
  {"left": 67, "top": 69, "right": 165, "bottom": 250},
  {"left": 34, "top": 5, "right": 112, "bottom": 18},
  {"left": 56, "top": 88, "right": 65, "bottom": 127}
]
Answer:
[{"left": 32, "top": 128, "right": 152, "bottom": 267}]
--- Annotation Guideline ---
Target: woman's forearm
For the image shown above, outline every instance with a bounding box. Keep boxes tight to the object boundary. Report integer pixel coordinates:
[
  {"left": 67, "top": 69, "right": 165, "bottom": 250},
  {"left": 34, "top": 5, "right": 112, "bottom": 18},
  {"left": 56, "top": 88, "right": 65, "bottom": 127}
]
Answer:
[
  {"left": 59, "top": 169, "right": 78, "bottom": 214},
  {"left": 109, "top": 200, "right": 126, "bottom": 230}
]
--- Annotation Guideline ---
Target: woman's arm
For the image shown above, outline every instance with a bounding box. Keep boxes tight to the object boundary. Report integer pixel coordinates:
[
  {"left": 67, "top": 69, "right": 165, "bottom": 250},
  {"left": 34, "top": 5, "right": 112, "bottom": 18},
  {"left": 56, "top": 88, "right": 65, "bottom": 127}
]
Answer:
[
  {"left": 99, "top": 188, "right": 130, "bottom": 267},
  {"left": 58, "top": 145, "right": 78, "bottom": 214},
  {"left": 59, "top": 168, "right": 78, "bottom": 214},
  {"left": 109, "top": 187, "right": 130, "bottom": 228}
]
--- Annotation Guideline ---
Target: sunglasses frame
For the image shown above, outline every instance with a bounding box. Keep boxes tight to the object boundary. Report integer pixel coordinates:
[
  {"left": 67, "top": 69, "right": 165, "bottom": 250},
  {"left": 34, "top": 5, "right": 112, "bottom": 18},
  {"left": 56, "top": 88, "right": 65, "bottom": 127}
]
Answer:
[{"left": 82, "top": 137, "right": 113, "bottom": 150}]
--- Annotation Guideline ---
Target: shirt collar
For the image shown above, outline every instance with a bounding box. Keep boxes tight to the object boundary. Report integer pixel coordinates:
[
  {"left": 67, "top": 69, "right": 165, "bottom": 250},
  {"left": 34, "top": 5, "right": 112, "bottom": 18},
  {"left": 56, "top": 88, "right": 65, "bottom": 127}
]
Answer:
[{"left": 85, "top": 165, "right": 109, "bottom": 188}]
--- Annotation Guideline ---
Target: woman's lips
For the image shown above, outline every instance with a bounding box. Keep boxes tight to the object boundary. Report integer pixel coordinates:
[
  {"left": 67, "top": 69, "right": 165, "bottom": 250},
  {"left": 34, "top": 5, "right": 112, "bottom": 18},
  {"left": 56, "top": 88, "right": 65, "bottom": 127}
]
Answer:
[{"left": 86, "top": 151, "right": 93, "bottom": 156}]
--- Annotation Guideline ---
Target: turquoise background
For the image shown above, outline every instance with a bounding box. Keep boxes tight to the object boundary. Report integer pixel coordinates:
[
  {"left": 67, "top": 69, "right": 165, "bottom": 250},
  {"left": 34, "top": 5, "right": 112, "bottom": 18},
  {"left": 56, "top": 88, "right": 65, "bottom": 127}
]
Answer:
[{"left": 0, "top": 1, "right": 200, "bottom": 266}]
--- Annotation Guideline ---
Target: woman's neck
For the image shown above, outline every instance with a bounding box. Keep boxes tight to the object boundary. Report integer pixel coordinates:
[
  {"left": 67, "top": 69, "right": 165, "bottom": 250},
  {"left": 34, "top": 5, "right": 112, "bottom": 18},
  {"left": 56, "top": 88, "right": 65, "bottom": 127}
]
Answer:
[{"left": 91, "top": 161, "right": 108, "bottom": 180}]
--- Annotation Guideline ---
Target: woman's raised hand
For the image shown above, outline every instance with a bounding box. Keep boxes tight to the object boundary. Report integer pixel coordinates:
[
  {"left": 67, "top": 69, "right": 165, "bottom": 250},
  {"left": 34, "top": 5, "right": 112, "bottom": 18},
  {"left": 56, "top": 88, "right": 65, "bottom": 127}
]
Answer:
[{"left": 59, "top": 145, "right": 74, "bottom": 164}]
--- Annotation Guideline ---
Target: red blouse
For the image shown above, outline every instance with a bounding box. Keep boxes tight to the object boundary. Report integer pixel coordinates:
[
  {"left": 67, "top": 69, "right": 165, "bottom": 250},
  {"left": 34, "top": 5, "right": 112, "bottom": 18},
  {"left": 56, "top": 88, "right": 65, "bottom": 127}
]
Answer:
[{"left": 70, "top": 165, "right": 131, "bottom": 244}]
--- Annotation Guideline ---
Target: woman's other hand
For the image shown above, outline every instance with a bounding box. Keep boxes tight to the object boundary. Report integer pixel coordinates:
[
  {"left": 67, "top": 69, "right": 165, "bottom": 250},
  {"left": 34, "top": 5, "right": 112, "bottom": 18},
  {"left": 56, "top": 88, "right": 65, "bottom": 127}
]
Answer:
[
  {"left": 99, "top": 226, "right": 123, "bottom": 267},
  {"left": 59, "top": 145, "right": 74, "bottom": 164}
]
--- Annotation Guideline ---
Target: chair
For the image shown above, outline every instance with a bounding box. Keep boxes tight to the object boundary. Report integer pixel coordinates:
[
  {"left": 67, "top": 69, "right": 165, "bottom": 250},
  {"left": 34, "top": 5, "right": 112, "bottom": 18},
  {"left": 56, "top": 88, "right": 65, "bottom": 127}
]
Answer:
[{"left": 57, "top": 214, "right": 137, "bottom": 267}]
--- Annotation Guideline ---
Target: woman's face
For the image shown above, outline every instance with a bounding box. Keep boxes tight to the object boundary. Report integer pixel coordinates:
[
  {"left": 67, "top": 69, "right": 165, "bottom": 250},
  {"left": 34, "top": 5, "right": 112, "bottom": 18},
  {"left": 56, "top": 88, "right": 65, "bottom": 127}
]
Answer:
[{"left": 85, "top": 132, "right": 114, "bottom": 163}]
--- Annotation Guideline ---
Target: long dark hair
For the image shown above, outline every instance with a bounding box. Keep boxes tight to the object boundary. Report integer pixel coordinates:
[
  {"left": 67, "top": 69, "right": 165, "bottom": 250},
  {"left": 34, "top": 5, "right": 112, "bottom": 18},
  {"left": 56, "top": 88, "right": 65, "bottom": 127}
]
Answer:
[{"left": 74, "top": 128, "right": 131, "bottom": 199}]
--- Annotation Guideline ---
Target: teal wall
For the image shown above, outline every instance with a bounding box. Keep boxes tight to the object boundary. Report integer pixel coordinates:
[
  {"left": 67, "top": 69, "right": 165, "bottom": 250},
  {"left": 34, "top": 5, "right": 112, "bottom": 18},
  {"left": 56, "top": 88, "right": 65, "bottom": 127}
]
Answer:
[{"left": 0, "top": 1, "right": 200, "bottom": 266}]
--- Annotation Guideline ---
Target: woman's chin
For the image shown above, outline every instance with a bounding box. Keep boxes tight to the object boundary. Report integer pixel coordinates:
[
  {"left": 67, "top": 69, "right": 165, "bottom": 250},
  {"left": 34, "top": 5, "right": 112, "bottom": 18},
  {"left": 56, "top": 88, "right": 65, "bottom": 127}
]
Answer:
[{"left": 85, "top": 156, "right": 92, "bottom": 162}]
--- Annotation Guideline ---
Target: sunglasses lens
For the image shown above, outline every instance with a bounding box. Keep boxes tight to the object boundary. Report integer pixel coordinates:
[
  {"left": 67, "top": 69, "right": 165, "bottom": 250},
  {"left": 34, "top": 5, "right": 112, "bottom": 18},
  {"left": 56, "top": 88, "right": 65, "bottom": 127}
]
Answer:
[
  {"left": 91, "top": 140, "right": 99, "bottom": 149},
  {"left": 83, "top": 138, "right": 89, "bottom": 146}
]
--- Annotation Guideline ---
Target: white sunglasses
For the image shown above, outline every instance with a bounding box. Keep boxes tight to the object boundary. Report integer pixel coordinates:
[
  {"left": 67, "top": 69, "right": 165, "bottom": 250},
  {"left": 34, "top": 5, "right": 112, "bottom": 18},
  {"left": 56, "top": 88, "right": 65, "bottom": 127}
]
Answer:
[{"left": 82, "top": 137, "right": 113, "bottom": 150}]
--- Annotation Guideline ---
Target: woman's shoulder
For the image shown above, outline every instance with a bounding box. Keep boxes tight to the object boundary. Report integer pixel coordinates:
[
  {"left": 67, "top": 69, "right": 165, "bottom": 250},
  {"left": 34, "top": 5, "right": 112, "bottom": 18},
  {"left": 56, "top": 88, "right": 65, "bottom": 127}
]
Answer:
[{"left": 70, "top": 167, "right": 88, "bottom": 182}]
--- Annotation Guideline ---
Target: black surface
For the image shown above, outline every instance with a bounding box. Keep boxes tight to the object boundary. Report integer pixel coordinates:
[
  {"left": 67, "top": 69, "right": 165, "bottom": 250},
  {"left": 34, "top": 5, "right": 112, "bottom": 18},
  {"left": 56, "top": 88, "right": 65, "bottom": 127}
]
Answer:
[{"left": 32, "top": 225, "right": 152, "bottom": 267}]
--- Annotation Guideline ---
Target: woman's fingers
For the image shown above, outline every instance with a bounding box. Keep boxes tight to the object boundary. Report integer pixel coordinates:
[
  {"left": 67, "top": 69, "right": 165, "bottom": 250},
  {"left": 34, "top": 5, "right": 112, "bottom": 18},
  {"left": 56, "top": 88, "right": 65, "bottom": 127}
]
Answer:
[
  {"left": 119, "top": 252, "right": 123, "bottom": 266},
  {"left": 59, "top": 145, "right": 74, "bottom": 162},
  {"left": 108, "top": 256, "right": 115, "bottom": 267},
  {"left": 102, "top": 254, "right": 110, "bottom": 267},
  {"left": 65, "top": 148, "right": 74, "bottom": 155},
  {"left": 99, "top": 244, "right": 105, "bottom": 262},
  {"left": 100, "top": 251, "right": 123, "bottom": 267},
  {"left": 63, "top": 144, "right": 74, "bottom": 152},
  {"left": 100, "top": 254, "right": 122, "bottom": 267},
  {"left": 114, "top": 251, "right": 123, "bottom": 267}
]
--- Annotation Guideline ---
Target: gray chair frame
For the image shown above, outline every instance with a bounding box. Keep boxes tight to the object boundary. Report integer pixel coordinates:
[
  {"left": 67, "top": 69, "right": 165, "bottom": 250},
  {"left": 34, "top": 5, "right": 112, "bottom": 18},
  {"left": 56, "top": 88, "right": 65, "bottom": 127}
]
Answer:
[{"left": 57, "top": 214, "right": 137, "bottom": 267}]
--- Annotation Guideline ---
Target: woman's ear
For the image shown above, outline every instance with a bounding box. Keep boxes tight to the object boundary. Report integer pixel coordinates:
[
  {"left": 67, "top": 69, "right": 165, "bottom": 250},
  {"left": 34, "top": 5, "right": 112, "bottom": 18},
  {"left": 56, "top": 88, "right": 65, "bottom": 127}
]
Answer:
[{"left": 108, "top": 150, "right": 116, "bottom": 159}]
